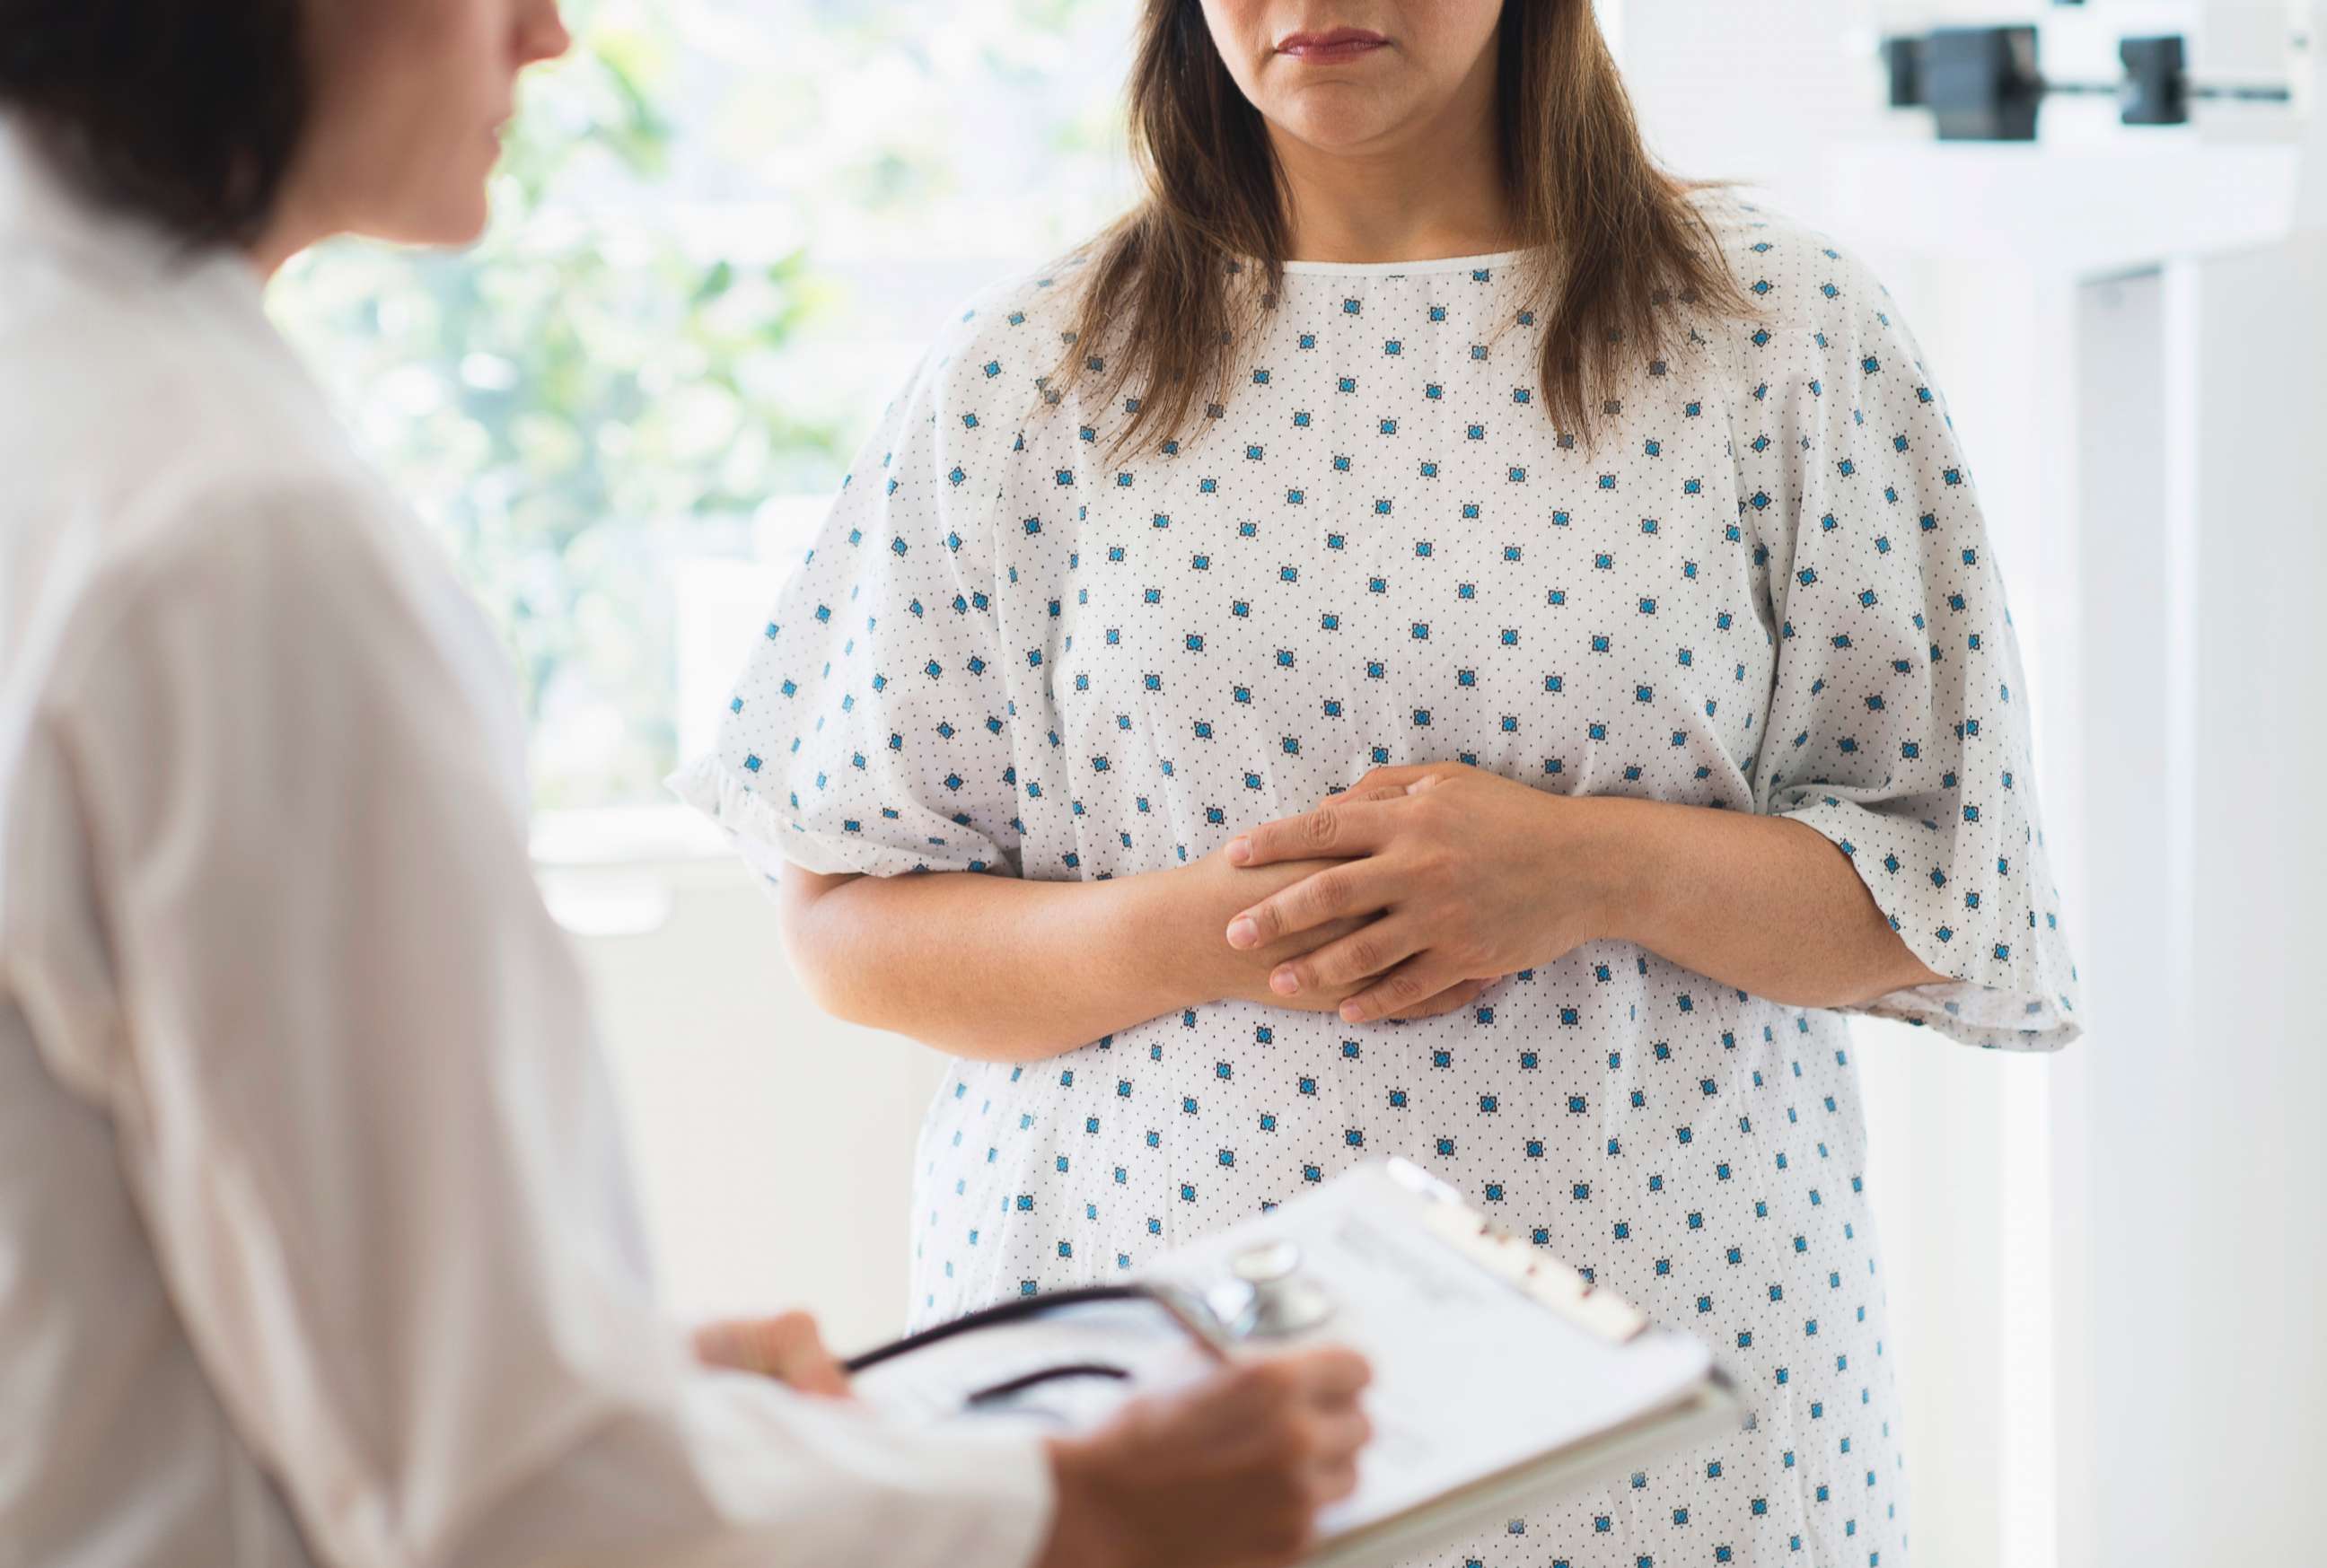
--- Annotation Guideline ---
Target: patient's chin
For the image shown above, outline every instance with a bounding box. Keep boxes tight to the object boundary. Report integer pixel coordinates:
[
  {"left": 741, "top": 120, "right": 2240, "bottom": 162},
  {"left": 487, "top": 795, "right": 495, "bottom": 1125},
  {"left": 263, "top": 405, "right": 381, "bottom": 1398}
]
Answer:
[{"left": 1270, "top": 84, "right": 1424, "bottom": 156}]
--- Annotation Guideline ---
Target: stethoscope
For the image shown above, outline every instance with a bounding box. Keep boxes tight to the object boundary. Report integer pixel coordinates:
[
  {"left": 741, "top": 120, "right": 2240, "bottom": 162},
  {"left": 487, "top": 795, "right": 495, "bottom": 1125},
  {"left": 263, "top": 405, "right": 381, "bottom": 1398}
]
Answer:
[{"left": 843, "top": 1239, "right": 1339, "bottom": 1411}]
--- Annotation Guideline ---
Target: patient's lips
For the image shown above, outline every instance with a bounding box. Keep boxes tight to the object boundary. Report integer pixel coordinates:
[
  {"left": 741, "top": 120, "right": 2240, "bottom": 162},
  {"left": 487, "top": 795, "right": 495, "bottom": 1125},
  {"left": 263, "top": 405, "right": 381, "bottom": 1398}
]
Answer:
[{"left": 1276, "top": 27, "right": 1391, "bottom": 63}]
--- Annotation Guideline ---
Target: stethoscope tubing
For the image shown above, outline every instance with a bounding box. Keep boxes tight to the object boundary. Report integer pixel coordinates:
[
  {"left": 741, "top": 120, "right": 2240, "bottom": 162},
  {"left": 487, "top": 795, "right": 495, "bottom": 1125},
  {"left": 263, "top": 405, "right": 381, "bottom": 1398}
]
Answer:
[{"left": 840, "top": 1283, "right": 1176, "bottom": 1375}]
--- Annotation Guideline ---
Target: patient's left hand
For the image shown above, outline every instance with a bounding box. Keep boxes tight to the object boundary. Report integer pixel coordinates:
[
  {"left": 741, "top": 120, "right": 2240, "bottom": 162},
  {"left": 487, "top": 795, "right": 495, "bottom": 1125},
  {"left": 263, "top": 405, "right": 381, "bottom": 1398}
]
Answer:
[
  {"left": 692, "top": 1310, "right": 853, "bottom": 1397},
  {"left": 1219, "top": 762, "right": 1627, "bottom": 1025}
]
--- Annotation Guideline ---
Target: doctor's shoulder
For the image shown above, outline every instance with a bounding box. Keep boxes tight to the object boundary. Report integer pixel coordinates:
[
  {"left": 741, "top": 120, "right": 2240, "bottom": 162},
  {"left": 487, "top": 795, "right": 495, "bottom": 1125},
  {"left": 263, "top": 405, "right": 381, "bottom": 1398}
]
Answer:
[
  {"left": 13, "top": 312, "right": 451, "bottom": 698},
  {"left": 4, "top": 300, "right": 406, "bottom": 650},
  {"left": 7, "top": 272, "right": 358, "bottom": 538}
]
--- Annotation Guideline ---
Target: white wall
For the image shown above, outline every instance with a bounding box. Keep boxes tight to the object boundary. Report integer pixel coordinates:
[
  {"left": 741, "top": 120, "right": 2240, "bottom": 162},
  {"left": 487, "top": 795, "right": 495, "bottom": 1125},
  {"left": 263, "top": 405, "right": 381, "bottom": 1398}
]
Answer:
[
  {"left": 2046, "top": 235, "right": 2327, "bottom": 1568},
  {"left": 558, "top": 860, "right": 947, "bottom": 1354}
]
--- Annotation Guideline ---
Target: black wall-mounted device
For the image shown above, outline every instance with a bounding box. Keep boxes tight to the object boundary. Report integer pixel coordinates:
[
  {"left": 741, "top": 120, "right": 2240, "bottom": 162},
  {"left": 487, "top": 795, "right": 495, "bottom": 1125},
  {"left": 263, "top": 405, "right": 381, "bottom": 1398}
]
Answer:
[{"left": 1882, "top": 24, "right": 2294, "bottom": 141}]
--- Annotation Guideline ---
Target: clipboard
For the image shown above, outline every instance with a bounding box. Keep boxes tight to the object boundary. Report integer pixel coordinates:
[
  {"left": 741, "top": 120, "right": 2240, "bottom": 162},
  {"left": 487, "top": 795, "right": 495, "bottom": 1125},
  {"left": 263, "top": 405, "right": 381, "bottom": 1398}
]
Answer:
[{"left": 849, "top": 1157, "right": 1739, "bottom": 1566}]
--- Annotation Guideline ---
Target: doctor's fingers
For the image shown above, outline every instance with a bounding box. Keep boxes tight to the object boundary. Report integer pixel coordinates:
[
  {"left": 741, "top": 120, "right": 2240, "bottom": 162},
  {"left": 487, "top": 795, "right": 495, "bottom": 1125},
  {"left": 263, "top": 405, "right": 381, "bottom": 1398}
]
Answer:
[
  {"left": 1222, "top": 1396, "right": 1373, "bottom": 1511},
  {"left": 1310, "top": 1453, "right": 1365, "bottom": 1508},
  {"left": 1265, "top": 1343, "right": 1374, "bottom": 1406},
  {"left": 1304, "top": 1404, "right": 1374, "bottom": 1472},
  {"left": 690, "top": 1311, "right": 851, "bottom": 1397},
  {"left": 1203, "top": 1353, "right": 1372, "bottom": 1452}
]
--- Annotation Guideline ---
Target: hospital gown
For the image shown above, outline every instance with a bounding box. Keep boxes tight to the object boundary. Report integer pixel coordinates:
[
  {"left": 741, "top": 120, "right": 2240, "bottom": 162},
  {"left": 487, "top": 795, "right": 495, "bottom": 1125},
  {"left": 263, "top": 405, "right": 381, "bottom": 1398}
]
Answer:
[{"left": 680, "top": 191, "right": 2084, "bottom": 1567}]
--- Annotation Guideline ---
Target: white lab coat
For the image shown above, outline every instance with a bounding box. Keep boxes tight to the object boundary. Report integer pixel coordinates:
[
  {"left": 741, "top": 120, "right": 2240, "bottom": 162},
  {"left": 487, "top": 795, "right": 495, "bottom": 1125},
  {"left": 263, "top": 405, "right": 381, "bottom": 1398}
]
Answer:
[{"left": 0, "top": 122, "right": 1051, "bottom": 1568}]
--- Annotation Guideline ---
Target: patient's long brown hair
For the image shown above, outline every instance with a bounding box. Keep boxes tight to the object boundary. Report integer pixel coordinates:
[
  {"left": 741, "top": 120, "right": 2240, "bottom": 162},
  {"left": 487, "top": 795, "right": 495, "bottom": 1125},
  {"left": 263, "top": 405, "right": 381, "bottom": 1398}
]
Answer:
[{"left": 1056, "top": 0, "right": 1747, "bottom": 456}]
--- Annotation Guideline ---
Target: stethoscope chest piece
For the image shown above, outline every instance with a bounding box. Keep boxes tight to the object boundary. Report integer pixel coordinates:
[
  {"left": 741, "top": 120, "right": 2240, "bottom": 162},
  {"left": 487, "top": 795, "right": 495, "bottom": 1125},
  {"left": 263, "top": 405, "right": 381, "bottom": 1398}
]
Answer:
[{"left": 1204, "top": 1240, "right": 1337, "bottom": 1341}]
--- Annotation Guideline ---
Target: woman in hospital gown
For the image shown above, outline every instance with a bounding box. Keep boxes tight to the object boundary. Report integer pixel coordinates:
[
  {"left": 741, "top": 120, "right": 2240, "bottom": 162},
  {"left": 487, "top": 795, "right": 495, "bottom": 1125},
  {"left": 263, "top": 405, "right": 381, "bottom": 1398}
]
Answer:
[{"left": 683, "top": 182, "right": 2083, "bottom": 1565}]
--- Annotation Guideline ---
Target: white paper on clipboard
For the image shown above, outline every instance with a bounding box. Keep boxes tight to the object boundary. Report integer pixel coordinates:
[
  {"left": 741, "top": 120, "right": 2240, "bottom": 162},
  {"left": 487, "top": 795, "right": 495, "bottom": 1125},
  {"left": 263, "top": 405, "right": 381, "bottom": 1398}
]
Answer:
[
  {"left": 850, "top": 1157, "right": 1739, "bottom": 1568},
  {"left": 1149, "top": 1158, "right": 1738, "bottom": 1565}
]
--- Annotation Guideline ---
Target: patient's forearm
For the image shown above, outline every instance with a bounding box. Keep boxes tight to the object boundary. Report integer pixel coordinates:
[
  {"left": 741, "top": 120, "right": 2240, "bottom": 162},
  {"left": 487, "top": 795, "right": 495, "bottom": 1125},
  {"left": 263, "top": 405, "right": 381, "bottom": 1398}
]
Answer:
[{"left": 779, "top": 863, "right": 1213, "bottom": 1063}]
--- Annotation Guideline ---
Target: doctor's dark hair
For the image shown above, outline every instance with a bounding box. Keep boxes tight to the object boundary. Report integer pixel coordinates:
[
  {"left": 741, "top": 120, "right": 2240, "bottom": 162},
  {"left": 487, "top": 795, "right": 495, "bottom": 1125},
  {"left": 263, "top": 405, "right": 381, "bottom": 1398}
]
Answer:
[
  {"left": 0, "top": 0, "right": 309, "bottom": 248},
  {"left": 1056, "top": 0, "right": 1747, "bottom": 456}
]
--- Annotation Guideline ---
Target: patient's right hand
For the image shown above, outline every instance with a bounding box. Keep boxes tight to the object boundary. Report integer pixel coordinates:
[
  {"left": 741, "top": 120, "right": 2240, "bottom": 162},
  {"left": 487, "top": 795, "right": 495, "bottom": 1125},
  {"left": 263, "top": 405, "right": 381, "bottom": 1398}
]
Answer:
[
  {"left": 1185, "top": 845, "right": 1490, "bottom": 1021},
  {"left": 1036, "top": 1347, "right": 1374, "bottom": 1568}
]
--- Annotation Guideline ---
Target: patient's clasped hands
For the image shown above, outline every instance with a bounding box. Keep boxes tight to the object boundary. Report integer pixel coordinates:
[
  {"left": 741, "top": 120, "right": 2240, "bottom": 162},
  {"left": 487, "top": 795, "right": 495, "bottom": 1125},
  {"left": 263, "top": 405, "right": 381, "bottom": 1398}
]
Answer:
[{"left": 1210, "top": 762, "right": 1628, "bottom": 1025}]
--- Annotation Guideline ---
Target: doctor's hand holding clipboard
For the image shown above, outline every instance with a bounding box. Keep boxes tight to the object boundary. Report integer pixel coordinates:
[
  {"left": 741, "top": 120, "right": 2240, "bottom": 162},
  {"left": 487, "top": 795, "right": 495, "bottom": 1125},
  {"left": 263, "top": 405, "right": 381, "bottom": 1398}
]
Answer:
[
  {"left": 1039, "top": 1349, "right": 1377, "bottom": 1568},
  {"left": 838, "top": 1161, "right": 1740, "bottom": 1568},
  {"left": 696, "top": 1307, "right": 1376, "bottom": 1568}
]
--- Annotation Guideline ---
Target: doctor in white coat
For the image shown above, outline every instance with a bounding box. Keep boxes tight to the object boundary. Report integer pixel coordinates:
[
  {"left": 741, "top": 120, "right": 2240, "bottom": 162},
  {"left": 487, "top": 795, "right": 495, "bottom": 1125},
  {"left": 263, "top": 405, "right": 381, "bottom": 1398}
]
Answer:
[{"left": 0, "top": 2, "right": 1373, "bottom": 1565}]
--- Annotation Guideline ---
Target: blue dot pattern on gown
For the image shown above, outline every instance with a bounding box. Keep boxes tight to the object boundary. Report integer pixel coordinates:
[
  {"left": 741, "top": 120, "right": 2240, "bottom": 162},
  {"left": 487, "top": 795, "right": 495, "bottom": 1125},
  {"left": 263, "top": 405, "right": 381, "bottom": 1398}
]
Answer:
[{"left": 675, "top": 192, "right": 2083, "bottom": 1567}]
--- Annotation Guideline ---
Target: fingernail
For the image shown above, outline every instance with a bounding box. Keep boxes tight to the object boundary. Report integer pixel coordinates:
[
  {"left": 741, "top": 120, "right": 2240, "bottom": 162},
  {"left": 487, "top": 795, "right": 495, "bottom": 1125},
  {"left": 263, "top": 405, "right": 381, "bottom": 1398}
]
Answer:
[
  {"left": 1226, "top": 916, "right": 1258, "bottom": 948},
  {"left": 1339, "top": 1001, "right": 1364, "bottom": 1023},
  {"left": 1225, "top": 837, "right": 1251, "bottom": 864},
  {"left": 1270, "top": 967, "right": 1299, "bottom": 994}
]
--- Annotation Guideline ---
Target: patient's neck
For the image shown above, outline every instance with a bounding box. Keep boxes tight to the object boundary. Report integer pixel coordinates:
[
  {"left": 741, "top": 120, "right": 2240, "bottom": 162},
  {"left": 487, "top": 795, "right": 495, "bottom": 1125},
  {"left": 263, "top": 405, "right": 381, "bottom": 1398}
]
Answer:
[{"left": 1269, "top": 82, "right": 1511, "bottom": 264}]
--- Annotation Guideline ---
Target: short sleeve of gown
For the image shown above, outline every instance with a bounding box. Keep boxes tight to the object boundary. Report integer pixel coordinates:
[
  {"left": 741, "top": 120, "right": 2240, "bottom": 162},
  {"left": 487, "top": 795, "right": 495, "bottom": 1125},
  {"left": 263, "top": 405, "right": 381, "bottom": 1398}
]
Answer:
[
  {"left": 1728, "top": 242, "right": 2083, "bottom": 1049},
  {"left": 670, "top": 335, "right": 1025, "bottom": 882}
]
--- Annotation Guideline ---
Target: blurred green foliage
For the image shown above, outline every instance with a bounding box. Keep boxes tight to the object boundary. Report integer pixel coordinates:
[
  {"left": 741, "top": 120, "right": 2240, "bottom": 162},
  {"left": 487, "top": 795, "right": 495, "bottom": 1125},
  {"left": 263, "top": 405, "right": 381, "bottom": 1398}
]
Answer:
[
  {"left": 271, "top": 0, "right": 1129, "bottom": 810},
  {"left": 273, "top": 4, "right": 852, "bottom": 807}
]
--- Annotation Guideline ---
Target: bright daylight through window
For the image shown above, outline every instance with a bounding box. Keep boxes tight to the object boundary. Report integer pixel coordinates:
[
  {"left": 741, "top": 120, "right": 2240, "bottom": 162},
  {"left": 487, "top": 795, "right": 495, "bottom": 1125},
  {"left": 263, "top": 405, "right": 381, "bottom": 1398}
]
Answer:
[{"left": 271, "top": 0, "right": 1134, "bottom": 815}]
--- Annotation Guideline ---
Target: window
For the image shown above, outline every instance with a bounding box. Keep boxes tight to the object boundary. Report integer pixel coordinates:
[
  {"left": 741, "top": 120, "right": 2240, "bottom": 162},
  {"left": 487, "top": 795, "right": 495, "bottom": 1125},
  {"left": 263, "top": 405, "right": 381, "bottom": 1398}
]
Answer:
[{"left": 270, "top": 0, "right": 1134, "bottom": 813}]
